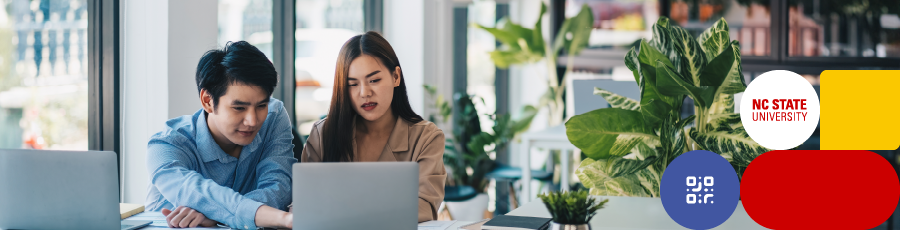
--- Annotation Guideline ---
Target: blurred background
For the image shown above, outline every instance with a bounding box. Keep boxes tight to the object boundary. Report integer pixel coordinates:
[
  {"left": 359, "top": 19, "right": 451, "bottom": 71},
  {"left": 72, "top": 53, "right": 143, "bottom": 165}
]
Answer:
[{"left": 1, "top": 0, "right": 899, "bottom": 227}]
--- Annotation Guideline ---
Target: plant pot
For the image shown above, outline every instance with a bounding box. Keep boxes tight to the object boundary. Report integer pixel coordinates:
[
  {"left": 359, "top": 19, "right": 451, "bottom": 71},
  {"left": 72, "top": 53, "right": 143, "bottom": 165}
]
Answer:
[
  {"left": 445, "top": 193, "right": 489, "bottom": 221},
  {"left": 548, "top": 222, "right": 591, "bottom": 230}
]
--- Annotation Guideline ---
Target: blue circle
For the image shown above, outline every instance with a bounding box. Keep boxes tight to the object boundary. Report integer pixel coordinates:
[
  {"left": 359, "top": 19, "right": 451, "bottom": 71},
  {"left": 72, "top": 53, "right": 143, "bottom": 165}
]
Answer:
[{"left": 661, "top": 150, "right": 739, "bottom": 230}]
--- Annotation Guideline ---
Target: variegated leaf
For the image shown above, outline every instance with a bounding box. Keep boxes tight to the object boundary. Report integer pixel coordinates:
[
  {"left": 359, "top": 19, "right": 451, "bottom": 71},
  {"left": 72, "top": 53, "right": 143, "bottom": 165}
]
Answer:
[
  {"left": 604, "top": 175, "right": 652, "bottom": 197},
  {"left": 718, "top": 40, "right": 747, "bottom": 94},
  {"left": 624, "top": 47, "right": 642, "bottom": 83},
  {"left": 637, "top": 40, "right": 681, "bottom": 110},
  {"left": 636, "top": 166, "right": 662, "bottom": 197},
  {"left": 671, "top": 26, "right": 706, "bottom": 86},
  {"left": 708, "top": 94, "right": 735, "bottom": 116},
  {"left": 707, "top": 112, "right": 740, "bottom": 127},
  {"left": 577, "top": 158, "right": 655, "bottom": 197},
  {"left": 594, "top": 87, "right": 640, "bottom": 111},
  {"left": 689, "top": 126, "right": 770, "bottom": 167},
  {"left": 697, "top": 18, "right": 729, "bottom": 47},
  {"left": 566, "top": 108, "right": 658, "bottom": 159},
  {"left": 650, "top": 18, "right": 683, "bottom": 75},
  {"left": 655, "top": 60, "right": 717, "bottom": 108},
  {"left": 701, "top": 31, "right": 731, "bottom": 61},
  {"left": 633, "top": 137, "right": 661, "bottom": 161}
]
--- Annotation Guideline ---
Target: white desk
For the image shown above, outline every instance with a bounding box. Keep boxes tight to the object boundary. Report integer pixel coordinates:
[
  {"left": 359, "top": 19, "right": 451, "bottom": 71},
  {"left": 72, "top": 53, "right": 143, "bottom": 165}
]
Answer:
[
  {"left": 519, "top": 125, "right": 578, "bottom": 202},
  {"left": 502, "top": 196, "right": 767, "bottom": 230},
  {"left": 124, "top": 197, "right": 767, "bottom": 230}
]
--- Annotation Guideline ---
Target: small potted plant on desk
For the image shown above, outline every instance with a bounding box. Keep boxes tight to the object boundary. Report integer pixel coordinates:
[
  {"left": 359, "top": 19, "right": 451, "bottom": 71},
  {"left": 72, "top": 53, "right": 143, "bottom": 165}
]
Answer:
[{"left": 538, "top": 190, "right": 608, "bottom": 230}]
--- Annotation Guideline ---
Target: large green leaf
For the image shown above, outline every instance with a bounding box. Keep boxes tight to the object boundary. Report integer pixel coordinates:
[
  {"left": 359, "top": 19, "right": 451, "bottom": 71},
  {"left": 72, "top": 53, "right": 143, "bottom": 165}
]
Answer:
[
  {"left": 577, "top": 158, "right": 655, "bottom": 197},
  {"left": 594, "top": 87, "right": 640, "bottom": 110},
  {"left": 689, "top": 126, "right": 770, "bottom": 167},
  {"left": 475, "top": 11, "right": 546, "bottom": 68},
  {"left": 640, "top": 98, "right": 674, "bottom": 129},
  {"left": 637, "top": 40, "right": 681, "bottom": 110},
  {"left": 558, "top": 4, "right": 594, "bottom": 56},
  {"left": 697, "top": 18, "right": 729, "bottom": 48},
  {"left": 698, "top": 44, "right": 735, "bottom": 87},
  {"left": 636, "top": 167, "right": 662, "bottom": 197},
  {"left": 566, "top": 108, "right": 658, "bottom": 159},
  {"left": 659, "top": 114, "right": 694, "bottom": 160},
  {"left": 649, "top": 18, "right": 683, "bottom": 75},
  {"left": 671, "top": 26, "right": 707, "bottom": 86},
  {"left": 624, "top": 47, "right": 642, "bottom": 83},
  {"left": 655, "top": 60, "right": 716, "bottom": 108},
  {"left": 718, "top": 40, "right": 747, "bottom": 94},
  {"left": 701, "top": 31, "right": 731, "bottom": 61},
  {"left": 531, "top": 3, "right": 546, "bottom": 54}
]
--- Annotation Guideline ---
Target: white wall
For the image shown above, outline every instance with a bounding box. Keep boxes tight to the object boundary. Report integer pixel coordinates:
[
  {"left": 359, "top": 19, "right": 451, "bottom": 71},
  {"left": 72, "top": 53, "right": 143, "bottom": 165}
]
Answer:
[
  {"left": 384, "top": 0, "right": 425, "bottom": 115},
  {"left": 121, "top": 0, "right": 218, "bottom": 204},
  {"left": 168, "top": 0, "right": 219, "bottom": 118}
]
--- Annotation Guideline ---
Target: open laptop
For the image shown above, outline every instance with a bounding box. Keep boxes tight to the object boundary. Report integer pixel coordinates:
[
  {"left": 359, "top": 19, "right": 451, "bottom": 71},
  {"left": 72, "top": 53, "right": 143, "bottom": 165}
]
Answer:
[
  {"left": 293, "top": 162, "right": 419, "bottom": 230},
  {"left": 0, "top": 149, "right": 151, "bottom": 230}
]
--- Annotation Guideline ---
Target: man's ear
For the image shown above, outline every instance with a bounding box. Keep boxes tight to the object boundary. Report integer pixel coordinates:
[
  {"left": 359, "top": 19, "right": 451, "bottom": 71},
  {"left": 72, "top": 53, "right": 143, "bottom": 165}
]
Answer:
[
  {"left": 200, "top": 89, "right": 215, "bottom": 113},
  {"left": 393, "top": 66, "right": 402, "bottom": 87}
]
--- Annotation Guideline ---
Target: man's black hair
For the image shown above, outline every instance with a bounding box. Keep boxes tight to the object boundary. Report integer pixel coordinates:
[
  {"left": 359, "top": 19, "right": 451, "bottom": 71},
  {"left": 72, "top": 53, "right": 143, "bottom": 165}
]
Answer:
[{"left": 195, "top": 41, "right": 278, "bottom": 109}]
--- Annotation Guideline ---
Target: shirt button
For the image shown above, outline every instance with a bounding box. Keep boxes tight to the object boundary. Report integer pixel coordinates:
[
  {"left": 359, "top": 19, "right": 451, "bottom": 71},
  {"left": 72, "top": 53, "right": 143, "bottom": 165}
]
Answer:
[{"left": 244, "top": 225, "right": 248, "bottom": 229}]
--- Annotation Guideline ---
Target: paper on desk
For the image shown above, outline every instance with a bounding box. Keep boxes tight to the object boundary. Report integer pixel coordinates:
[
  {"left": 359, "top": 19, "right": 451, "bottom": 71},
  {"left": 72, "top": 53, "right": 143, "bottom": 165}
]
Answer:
[
  {"left": 418, "top": 220, "right": 456, "bottom": 230},
  {"left": 125, "top": 212, "right": 227, "bottom": 229}
]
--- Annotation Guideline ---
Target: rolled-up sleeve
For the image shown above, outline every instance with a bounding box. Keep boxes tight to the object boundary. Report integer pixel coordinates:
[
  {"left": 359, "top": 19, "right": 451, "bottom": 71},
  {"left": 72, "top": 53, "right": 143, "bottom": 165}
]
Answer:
[
  {"left": 147, "top": 139, "right": 263, "bottom": 229},
  {"left": 415, "top": 130, "right": 446, "bottom": 222},
  {"left": 243, "top": 104, "right": 296, "bottom": 211}
]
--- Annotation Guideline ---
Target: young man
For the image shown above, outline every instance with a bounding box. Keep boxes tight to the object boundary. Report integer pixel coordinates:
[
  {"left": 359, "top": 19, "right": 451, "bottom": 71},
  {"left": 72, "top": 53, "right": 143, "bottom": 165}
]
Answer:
[{"left": 145, "top": 41, "right": 295, "bottom": 229}]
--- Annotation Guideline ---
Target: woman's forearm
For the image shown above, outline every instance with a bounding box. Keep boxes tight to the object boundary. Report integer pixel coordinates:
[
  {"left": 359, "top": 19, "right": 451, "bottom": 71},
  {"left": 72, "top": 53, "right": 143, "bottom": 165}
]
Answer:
[{"left": 255, "top": 205, "right": 292, "bottom": 228}]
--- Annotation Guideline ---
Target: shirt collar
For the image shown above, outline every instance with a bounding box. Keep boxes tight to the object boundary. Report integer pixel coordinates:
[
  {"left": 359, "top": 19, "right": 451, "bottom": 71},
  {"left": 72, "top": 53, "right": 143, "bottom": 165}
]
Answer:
[
  {"left": 196, "top": 109, "right": 260, "bottom": 163},
  {"left": 386, "top": 116, "right": 410, "bottom": 153}
]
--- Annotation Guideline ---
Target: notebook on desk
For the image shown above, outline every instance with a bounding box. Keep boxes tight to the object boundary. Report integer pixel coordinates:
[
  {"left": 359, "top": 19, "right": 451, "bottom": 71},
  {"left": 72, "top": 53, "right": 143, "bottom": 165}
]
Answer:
[{"left": 481, "top": 215, "right": 551, "bottom": 230}]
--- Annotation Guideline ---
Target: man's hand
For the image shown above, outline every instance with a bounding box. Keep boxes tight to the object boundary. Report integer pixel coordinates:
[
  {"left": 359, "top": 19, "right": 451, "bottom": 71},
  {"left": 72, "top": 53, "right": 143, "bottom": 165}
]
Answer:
[{"left": 162, "top": 206, "right": 218, "bottom": 228}]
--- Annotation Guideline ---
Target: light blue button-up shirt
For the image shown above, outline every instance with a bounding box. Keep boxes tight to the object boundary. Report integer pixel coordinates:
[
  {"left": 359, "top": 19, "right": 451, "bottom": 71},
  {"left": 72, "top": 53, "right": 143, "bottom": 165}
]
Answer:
[{"left": 144, "top": 98, "right": 296, "bottom": 229}]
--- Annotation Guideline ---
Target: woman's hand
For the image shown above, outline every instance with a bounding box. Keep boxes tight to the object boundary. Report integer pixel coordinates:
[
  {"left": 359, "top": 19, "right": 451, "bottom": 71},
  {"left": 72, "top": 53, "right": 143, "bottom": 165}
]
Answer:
[
  {"left": 255, "top": 205, "right": 293, "bottom": 229},
  {"left": 161, "top": 206, "right": 219, "bottom": 228}
]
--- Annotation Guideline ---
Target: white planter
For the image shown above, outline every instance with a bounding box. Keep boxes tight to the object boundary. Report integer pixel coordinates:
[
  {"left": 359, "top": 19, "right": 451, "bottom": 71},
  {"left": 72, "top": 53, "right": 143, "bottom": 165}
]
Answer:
[{"left": 445, "top": 193, "right": 489, "bottom": 221}]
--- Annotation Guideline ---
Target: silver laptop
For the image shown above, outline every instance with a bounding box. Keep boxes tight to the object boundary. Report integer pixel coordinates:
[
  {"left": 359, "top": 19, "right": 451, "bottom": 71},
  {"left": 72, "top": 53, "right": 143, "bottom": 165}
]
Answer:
[
  {"left": 0, "top": 149, "right": 150, "bottom": 230},
  {"left": 293, "top": 162, "right": 418, "bottom": 230}
]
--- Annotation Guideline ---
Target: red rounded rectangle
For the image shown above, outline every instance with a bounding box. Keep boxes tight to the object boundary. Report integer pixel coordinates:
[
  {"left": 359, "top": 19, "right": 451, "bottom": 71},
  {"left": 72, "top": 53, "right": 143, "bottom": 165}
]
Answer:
[{"left": 741, "top": 150, "right": 900, "bottom": 229}]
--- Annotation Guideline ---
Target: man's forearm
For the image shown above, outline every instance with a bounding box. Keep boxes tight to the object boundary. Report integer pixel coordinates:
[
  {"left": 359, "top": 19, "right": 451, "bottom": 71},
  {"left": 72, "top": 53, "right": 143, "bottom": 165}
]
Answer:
[{"left": 255, "top": 205, "right": 292, "bottom": 228}]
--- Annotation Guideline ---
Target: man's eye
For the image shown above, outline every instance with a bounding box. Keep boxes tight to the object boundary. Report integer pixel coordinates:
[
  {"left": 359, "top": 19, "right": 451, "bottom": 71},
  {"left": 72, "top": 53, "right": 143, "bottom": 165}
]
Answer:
[
  {"left": 370, "top": 79, "right": 381, "bottom": 83},
  {"left": 233, "top": 107, "right": 246, "bottom": 111},
  {"left": 257, "top": 104, "right": 267, "bottom": 108}
]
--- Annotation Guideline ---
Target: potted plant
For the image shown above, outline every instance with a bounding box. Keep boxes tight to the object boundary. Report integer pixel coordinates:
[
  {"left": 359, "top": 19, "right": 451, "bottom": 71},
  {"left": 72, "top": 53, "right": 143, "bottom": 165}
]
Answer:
[
  {"left": 476, "top": 3, "right": 593, "bottom": 126},
  {"left": 538, "top": 190, "right": 608, "bottom": 230},
  {"left": 424, "top": 86, "right": 537, "bottom": 220},
  {"left": 566, "top": 17, "right": 770, "bottom": 197}
]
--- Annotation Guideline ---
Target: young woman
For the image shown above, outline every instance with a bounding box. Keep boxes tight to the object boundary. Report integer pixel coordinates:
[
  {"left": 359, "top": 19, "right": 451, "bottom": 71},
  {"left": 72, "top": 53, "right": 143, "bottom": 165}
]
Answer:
[{"left": 301, "top": 31, "right": 446, "bottom": 222}]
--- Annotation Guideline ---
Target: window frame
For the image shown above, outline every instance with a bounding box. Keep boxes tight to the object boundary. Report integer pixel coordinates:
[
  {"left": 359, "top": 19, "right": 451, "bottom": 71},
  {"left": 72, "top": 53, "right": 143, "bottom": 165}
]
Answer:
[{"left": 88, "top": 0, "right": 121, "bottom": 167}]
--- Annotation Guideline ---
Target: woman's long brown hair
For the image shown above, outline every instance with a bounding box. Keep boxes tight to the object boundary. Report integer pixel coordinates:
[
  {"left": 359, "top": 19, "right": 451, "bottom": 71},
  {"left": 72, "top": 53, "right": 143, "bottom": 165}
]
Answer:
[{"left": 321, "top": 31, "right": 423, "bottom": 162}]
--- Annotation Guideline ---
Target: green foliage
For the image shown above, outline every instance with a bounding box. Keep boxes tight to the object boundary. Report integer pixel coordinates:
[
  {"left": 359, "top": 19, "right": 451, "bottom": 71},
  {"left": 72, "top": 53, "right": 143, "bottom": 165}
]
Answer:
[
  {"left": 476, "top": 2, "right": 594, "bottom": 126},
  {"left": 425, "top": 87, "right": 538, "bottom": 192},
  {"left": 567, "top": 17, "right": 770, "bottom": 197},
  {"left": 538, "top": 190, "right": 608, "bottom": 225}
]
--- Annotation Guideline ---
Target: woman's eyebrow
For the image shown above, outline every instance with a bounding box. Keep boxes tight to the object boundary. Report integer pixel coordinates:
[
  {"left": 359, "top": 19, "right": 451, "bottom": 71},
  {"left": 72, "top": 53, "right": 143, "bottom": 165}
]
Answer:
[{"left": 348, "top": 70, "right": 381, "bottom": 81}]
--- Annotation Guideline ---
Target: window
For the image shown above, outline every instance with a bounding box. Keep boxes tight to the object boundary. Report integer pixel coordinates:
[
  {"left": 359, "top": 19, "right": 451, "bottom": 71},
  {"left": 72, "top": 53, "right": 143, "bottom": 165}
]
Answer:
[
  {"left": 788, "top": 0, "right": 900, "bottom": 57},
  {"left": 670, "top": 0, "right": 772, "bottom": 56},
  {"left": 218, "top": 0, "right": 273, "bottom": 59},
  {"left": 468, "top": 0, "right": 497, "bottom": 132},
  {"left": 0, "top": 0, "right": 89, "bottom": 150},
  {"left": 294, "top": 0, "right": 363, "bottom": 134}
]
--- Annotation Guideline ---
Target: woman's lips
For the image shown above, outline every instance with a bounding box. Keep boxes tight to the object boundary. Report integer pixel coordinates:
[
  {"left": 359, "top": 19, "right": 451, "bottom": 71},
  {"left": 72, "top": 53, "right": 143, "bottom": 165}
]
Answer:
[
  {"left": 238, "top": 131, "right": 253, "bottom": 137},
  {"left": 362, "top": 102, "right": 377, "bottom": 111}
]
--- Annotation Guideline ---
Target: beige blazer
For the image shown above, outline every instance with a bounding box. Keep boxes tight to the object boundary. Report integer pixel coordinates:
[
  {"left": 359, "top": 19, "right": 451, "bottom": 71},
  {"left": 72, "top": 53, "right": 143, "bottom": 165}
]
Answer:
[{"left": 301, "top": 116, "right": 447, "bottom": 222}]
